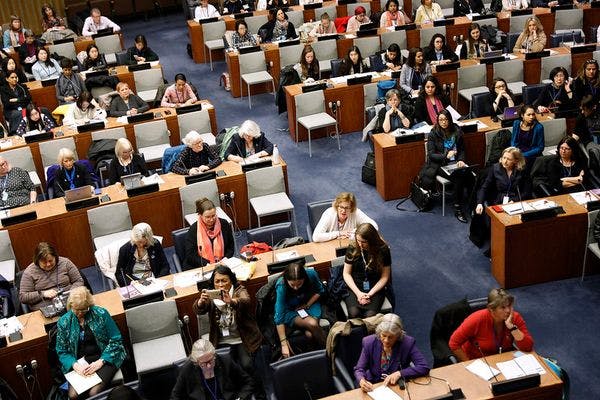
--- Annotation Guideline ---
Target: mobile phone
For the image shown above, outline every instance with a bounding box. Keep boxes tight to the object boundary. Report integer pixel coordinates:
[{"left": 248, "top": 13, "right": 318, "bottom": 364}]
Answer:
[
  {"left": 297, "top": 309, "right": 308, "bottom": 318},
  {"left": 164, "top": 287, "right": 178, "bottom": 298},
  {"left": 205, "top": 289, "right": 222, "bottom": 300},
  {"left": 100, "top": 194, "right": 111, "bottom": 203}
]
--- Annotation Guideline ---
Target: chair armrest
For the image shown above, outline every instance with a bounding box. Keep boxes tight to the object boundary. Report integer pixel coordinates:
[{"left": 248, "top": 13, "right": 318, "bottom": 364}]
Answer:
[
  {"left": 306, "top": 223, "right": 313, "bottom": 242},
  {"left": 172, "top": 254, "right": 182, "bottom": 273},
  {"left": 334, "top": 357, "right": 355, "bottom": 390}
]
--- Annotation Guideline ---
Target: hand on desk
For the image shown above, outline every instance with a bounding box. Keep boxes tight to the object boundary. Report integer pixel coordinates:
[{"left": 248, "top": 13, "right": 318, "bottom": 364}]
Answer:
[
  {"left": 382, "top": 371, "right": 402, "bottom": 386},
  {"left": 127, "top": 108, "right": 139, "bottom": 116},
  {"left": 475, "top": 204, "right": 484, "bottom": 215},
  {"left": 83, "top": 359, "right": 103, "bottom": 375},
  {"left": 189, "top": 166, "right": 209, "bottom": 175}
]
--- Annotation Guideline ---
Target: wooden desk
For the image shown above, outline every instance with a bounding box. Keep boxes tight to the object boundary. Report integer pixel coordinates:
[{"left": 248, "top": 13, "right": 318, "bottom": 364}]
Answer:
[
  {"left": 487, "top": 194, "right": 587, "bottom": 288},
  {"left": 322, "top": 351, "right": 562, "bottom": 400},
  {"left": 0, "top": 238, "right": 345, "bottom": 400}
]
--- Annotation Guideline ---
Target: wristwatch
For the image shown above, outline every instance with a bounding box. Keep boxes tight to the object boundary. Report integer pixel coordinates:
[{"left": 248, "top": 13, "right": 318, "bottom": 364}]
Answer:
[{"left": 509, "top": 326, "right": 518, "bottom": 332}]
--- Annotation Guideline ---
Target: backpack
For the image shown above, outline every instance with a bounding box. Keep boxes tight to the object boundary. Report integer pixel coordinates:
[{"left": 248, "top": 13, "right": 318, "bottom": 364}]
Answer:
[
  {"left": 0, "top": 278, "right": 14, "bottom": 318},
  {"left": 361, "top": 152, "right": 376, "bottom": 186},
  {"left": 273, "top": 236, "right": 304, "bottom": 249},
  {"left": 377, "top": 79, "right": 397, "bottom": 99},
  {"left": 215, "top": 126, "right": 239, "bottom": 159},
  {"left": 255, "top": 279, "right": 281, "bottom": 361},
  {"left": 486, "top": 128, "right": 512, "bottom": 167}
]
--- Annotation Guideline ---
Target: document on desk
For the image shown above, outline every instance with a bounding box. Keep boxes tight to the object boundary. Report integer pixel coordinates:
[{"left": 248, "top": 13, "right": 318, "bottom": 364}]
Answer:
[
  {"left": 367, "top": 385, "right": 403, "bottom": 400},
  {"left": 496, "top": 354, "right": 546, "bottom": 380},
  {"left": 570, "top": 190, "right": 600, "bottom": 205},
  {"left": 0, "top": 316, "right": 23, "bottom": 337},
  {"left": 132, "top": 278, "right": 169, "bottom": 295},
  {"left": 275, "top": 250, "right": 300, "bottom": 262},
  {"left": 141, "top": 173, "right": 164, "bottom": 185},
  {"left": 173, "top": 271, "right": 206, "bottom": 288},
  {"left": 466, "top": 359, "right": 500, "bottom": 381},
  {"left": 502, "top": 202, "right": 535, "bottom": 215},
  {"left": 65, "top": 370, "right": 102, "bottom": 395}
]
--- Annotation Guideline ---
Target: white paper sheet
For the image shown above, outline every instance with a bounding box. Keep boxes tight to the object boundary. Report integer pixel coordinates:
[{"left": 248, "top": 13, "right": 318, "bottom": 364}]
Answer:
[
  {"left": 367, "top": 385, "right": 403, "bottom": 400},
  {"left": 466, "top": 359, "right": 500, "bottom": 381},
  {"left": 275, "top": 250, "right": 300, "bottom": 261},
  {"left": 496, "top": 354, "right": 545, "bottom": 379},
  {"left": 132, "top": 278, "right": 169, "bottom": 295},
  {"left": 65, "top": 370, "right": 102, "bottom": 395}
]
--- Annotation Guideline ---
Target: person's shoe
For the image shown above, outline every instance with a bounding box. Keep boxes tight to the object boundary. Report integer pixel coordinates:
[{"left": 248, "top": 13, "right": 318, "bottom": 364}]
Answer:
[{"left": 454, "top": 207, "right": 468, "bottom": 223}]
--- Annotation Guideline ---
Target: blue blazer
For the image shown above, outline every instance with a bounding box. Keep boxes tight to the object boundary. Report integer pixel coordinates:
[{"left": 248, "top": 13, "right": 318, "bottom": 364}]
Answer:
[
  {"left": 354, "top": 334, "right": 430, "bottom": 385},
  {"left": 511, "top": 120, "right": 544, "bottom": 159}
]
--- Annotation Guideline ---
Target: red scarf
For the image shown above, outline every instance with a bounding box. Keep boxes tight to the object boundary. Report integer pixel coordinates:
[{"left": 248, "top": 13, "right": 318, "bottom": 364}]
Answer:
[
  {"left": 426, "top": 97, "right": 444, "bottom": 125},
  {"left": 197, "top": 217, "right": 224, "bottom": 263}
]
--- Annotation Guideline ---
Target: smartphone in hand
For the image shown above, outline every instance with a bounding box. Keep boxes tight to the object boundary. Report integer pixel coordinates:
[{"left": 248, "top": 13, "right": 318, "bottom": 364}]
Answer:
[{"left": 297, "top": 309, "right": 308, "bottom": 318}]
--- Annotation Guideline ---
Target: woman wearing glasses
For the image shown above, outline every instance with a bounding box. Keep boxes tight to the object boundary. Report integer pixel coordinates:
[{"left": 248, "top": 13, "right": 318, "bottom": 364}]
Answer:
[
  {"left": 108, "top": 138, "right": 149, "bottom": 185},
  {"left": 312, "top": 192, "right": 378, "bottom": 243},
  {"left": 488, "top": 78, "right": 515, "bottom": 117},
  {"left": 342, "top": 223, "right": 391, "bottom": 318},
  {"left": 56, "top": 287, "right": 126, "bottom": 399}
]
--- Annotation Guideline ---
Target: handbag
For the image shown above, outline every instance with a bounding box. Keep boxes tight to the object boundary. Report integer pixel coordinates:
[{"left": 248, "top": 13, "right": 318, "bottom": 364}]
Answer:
[
  {"left": 273, "top": 236, "right": 304, "bottom": 250},
  {"left": 410, "top": 181, "right": 433, "bottom": 212},
  {"left": 361, "top": 152, "right": 376, "bottom": 186},
  {"left": 240, "top": 241, "right": 271, "bottom": 255}
]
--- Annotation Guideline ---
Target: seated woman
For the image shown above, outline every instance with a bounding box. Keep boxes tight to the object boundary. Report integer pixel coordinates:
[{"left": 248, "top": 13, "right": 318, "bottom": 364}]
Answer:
[
  {"left": 456, "top": 23, "right": 490, "bottom": 59},
  {"left": 502, "top": 0, "right": 528, "bottom": 11},
  {"left": 313, "top": 192, "right": 378, "bottom": 242},
  {"left": 427, "top": 110, "right": 473, "bottom": 222},
  {"left": 3, "top": 15, "right": 28, "bottom": 48},
  {"left": 453, "top": 0, "right": 484, "bottom": 17},
  {"left": 264, "top": 0, "right": 290, "bottom": 10},
  {"left": 263, "top": 8, "right": 297, "bottom": 42},
  {"left": 413, "top": 75, "right": 450, "bottom": 125},
  {"left": 414, "top": 0, "right": 444, "bottom": 24},
  {"left": 380, "top": 0, "right": 410, "bottom": 27},
  {"left": 108, "top": 138, "right": 149, "bottom": 184},
  {"left": 449, "top": 288, "right": 534, "bottom": 361},
  {"left": 161, "top": 73, "right": 198, "bottom": 108},
  {"left": 0, "top": 156, "right": 36, "bottom": 208},
  {"left": 532, "top": 136, "right": 587, "bottom": 197},
  {"left": 225, "top": 120, "right": 273, "bottom": 163},
  {"left": 275, "top": 262, "right": 326, "bottom": 358},
  {"left": 513, "top": 16, "right": 546, "bottom": 54},
  {"left": 309, "top": 12, "right": 337, "bottom": 36},
  {"left": 489, "top": 78, "right": 515, "bottom": 117},
  {"left": 511, "top": 104, "right": 544, "bottom": 171},
  {"left": 377, "top": 89, "right": 412, "bottom": 133},
  {"left": 17, "top": 31, "right": 39, "bottom": 74},
  {"left": 183, "top": 198, "right": 234, "bottom": 269},
  {"left": 53, "top": 148, "right": 93, "bottom": 198},
  {"left": 423, "top": 33, "right": 458, "bottom": 66},
  {"left": 172, "top": 131, "right": 222, "bottom": 175},
  {"left": 400, "top": 47, "right": 431, "bottom": 97},
  {"left": 534, "top": 67, "right": 573, "bottom": 114},
  {"left": 572, "top": 59, "right": 600, "bottom": 106},
  {"left": 573, "top": 95, "right": 600, "bottom": 148},
  {"left": 56, "top": 287, "right": 126, "bottom": 400},
  {"left": 231, "top": 20, "right": 257, "bottom": 49},
  {"left": 19, "top": 242, "right": 84, "bottom": 311},
  {"left": 346, "top": 6, "right": 372, "bottom": 32},
  {"left": 109, "top": 82, "right": 149, "bottom": 117},
  {"left": 40, "top": 3, "right": 77, "bottom": 44},
  {"left": 83, "top": 44, "right": 107, "bottom": 71},
  {"left": 380, "top": 44, "right": 402, "bottom": 72},
  {"left": 126, "top": 34, "right": 159, "bottom": 65},
  {"left": 339, "top": 46, "right": 369, "bottom": 76},
  {"left": 56, "top": 58, "right": 85, "bottom": 105},
  {"left": 194, "top": 0, "right": 221, "bottom": 20},
  {"left": 0, "top": 71, "right": 32, "bottom": 134},
  {"left": 63, "top": 91, "right": 107, "bottom": 126},
  {"left": 171, "top": 339, "right": 253, "bottom": 400},
  {"left": 32, "top": 47, "right": 61, "bottom": 81},
  {"left": 294, "top": 45, "right": 319, "bottom": 82},
  {"left": 194, "top": 265, "right": 266, "bottom": 399},
  {"left": 223, "top": 0, "right": 245, "bottom": 14},
  {"left": 16, "top": 103, "right": 56, "bottom": 136},
  {"left": 1, "top": 57, "right": 28, "bottom": 85},
  {"left": 115, "top": 223, "right": 170, "bottom": 287},
  {"left": 354, "top": 314, "right": 430, "bottom": 392},
  {"left": 343, "top": 223, "right": 391, "bottom": 318}
]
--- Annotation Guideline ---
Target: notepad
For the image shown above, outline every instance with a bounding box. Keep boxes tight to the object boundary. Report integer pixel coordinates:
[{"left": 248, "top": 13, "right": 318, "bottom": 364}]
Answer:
[
  {"left": 65, "top": 369, "right": 102, "bottom": 395},
  {"left": 496, "top": 354, "right": 546, "bottom": 380},
  {"left": 466, "top": 358, "right": 500, "bottom": 381},
  {"left": 367, "top": 385, "right": 403, "bottom": 400}
]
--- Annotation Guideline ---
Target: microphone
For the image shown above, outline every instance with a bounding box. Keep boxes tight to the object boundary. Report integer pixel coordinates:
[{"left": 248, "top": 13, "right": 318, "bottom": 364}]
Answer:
[
  {"left": 303, "top": 383, "right": 313, "bottom": 400},
  {"left": 516, "top": 184, "right": 525, "bottom": 215},
  {"left": 580, "top": 182, "right": 600, "bottom": 210},
  {"left": 475, "top": 341, "right": 500, "bottom": 383},
  {"left": 398, "top": 376, "right": 406, "bottom": 390},
  {"left": 271, "top": 233, "right": 275, "bottom": 264},
  {"left": 571, "top": 30, "right": 575, "bottom": 46},
  {"left": 120, "top": 268, "right": 132, "bottom": 299},
  {"left": 234, "top": 139, "right": 246, "bottom": 164}
]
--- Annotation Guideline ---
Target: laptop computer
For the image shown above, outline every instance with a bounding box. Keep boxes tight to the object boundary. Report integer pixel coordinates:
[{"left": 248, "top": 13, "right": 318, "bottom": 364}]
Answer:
[
  {"left": 121, "top": 173, "right": 142, "bottom": 189},
  {"left": 65, "top": 186, "right": 93, "bottom": 203},
  {"left": 498, "top": 106, "right": 519, "bottom": 121}
]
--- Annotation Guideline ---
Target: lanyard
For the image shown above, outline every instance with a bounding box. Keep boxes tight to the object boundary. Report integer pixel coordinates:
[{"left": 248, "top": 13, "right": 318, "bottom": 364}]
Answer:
[
  {"left": 203, "top": 376, "right": 220, "bottom": 400},
  {"left": 65, "top": 168, "right": 76, "bottom": 189}
]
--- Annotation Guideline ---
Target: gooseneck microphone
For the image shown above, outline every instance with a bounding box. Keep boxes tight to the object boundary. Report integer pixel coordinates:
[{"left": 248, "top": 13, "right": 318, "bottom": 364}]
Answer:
[
  {"left": 515, "top": 185, "right": 525, "bottom": 215},
  {"left": 475, "top": 341, "right": 500, "bottom": 383},
  {"left": 398, "top": 376, "right": 406, "bottom": 390}
]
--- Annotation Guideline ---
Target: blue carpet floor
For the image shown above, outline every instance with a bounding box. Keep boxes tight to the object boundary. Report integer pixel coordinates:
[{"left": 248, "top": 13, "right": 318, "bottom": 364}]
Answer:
[{"left": 78, "top": 11, "right": 600, "bottom": 398}]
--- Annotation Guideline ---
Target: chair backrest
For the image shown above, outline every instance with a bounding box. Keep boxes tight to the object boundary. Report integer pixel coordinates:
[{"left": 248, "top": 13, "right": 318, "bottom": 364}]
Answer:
[
  {"left": 1, "top": 146, "right": 36, "bottom": 172},
  {"left": 48, "top": 42, "right": 76, "bottom": 61},
  {"left": 493, "top": 59, "right": 524, "bottom": 84},
  {"left": 91, "top": 127, "right": 127, "bottom": 141},
  {"left": 286, "top": 10, "right": 305, "bottom": 29},
  {"left": 126, "top": 300, "right": 181, "bottom": 343},
  {"left": 279, "top": 43, "right": 305, "bottom": 69},
  {"left": 471, "top": 91, "right": 492, "bottom": 118},
  {"left": 314, "top": 6, "right": 337, "bottom": 20},
  {"left": 347, "top": 2, "right": 371, "bottom": 17},
  {"left": 509, "top": 15, "right": 531, "bottom": 33},
  {"left": 87, "top": 202, "right": 133, "bottom": 239},
  {"left": 420, "top": 26, "right": 446, "bottom": 49},
  {"left": 246, "top": 165, "right": 286, "bottom": 199},
  {"left": 246, "top": 222, "right": 294, "bottom": 244},
  {"left": 475, "top": 17, "right": 497, "bottom": 28},
  {"left": 587, "top": 209, "right": 600, "bottom": 245},
  {"left": 540, "top": 55, "right": 571, "bottom": 83},
  {"left": 177, "top": 109, "right": 212, "bottom": 136},
  {"left": 171, "top": 227, "right": 189, "bottom": 271},
  {"left": 39, "top": 137, "right": 77, "bottom": 169},
  {"left": 330, "top": 58, "right": 343, "bottom": 78},
  {"left": 295, "top": 89, "right": 326, "bottom": 119},
  {"left": 307, "top": 199, "right": 334, "bottom": 236},
  {"left": 554, "top": 8, "right": 583, "bottom": 32},
  {"left": 353, "top": 36, "right": 381, "bottom": 58},
  {"left": 380, "top": 31, "right": 407, "bottom": 54},
  {"left": 245, "top": 15, "right": 268, "bottom": 34},
  {"left": 437, "top": 0, "right": 454, "bottom": 15},
  {"left": 0, "top": 230, "right": 16, "bottom": 263},
  {"left": 133, "top": 119, "right": 170, "bottom": 148},
  {"left": 133, "top": 68, "right": 164, "bottom": 93},
  {"left": 505, "top": 31, "right": 520, "bottom": 53},
  {"left": 363, "top": 82, "right": 379, "bottom": 109},
  {"left": 333, "top": 324, "right": 368, "bottom": 386},
  {"left": 270, "top": 350, "right": 336, "bottom": 400},
  {"left": 484, "top": 129, "right": 500, "bottom": 166},
  {"left": 458, "top": 64, "right": 486, "bottom": 91},
  {"left": 311, "top": 39, "right": 338, "bottom": 63},
  {"left": 522, "top": 83, "right": 548, "bottom": 106},
  {"left": 540, "top": 118, "right": 567, "bottom": 148},
  {"left": 179, "top": 179, "right": 220, "bottom": 217},
  {"left": 94, "top": 33, "right": 123, "bottom": 54},
  {"left": 201, "top": 20, "right": 226, "bottom": 41},
  {"left": 239, "top": 50, "right": 267, "bottom": 75},
  {"left": 594, "top": 49, "right": 600, "bottom": 65}
]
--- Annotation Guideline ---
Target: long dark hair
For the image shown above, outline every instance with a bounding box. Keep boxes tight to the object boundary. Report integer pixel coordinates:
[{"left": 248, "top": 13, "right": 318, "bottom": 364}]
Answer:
[
  {"left": 282, "top": 262, "right": 314, "bottom": 299},
  {"left": 345, "top": 45, "right": 363, "bottom": 66},
  {"left": 385, "top": 43, "right": 401, "bottom": 66},
  {"left": 209, "top": 265, "right": 239, "bottom": 289},
  {"left": 300, "top": 45, "right": 319, "bottom": 79},
  {"left": 25, "top": 103, "right": 45, "bottom": 131},
  {"left": 76, "top": 91, "right": 94, "bottom": 111},
  {"left": 428, "top": 33, "right": 451, "bottom": 53},
  {"left": 489, "top": 77, "right": 514, "bottom": 99},
  {"left": 557, "top": 136, "right": 582, "bottom": 164},
  {"left": 37, "top": 47, "right": 54, "bottom": 68},
  {"left": 418, "top": 75, "right": 442, "bottom": 99},
  {"left": 134, "top": 34, "right": 148, "bottom": 50},
  {"left": 347, "top": 223, "right": 388, "bottom": 274},
  {"left": 406, "top": 47, "right": 424, "bottom": 70},
  {"left": 435, "top": 109, "right": 459, "bottom": 139}
]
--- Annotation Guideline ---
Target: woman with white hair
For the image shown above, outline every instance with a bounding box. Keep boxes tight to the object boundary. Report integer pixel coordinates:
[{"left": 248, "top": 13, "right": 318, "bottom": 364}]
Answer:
[
  {"left": 171, "top": 338, "right": 254, "bottom": 400},
  {"left": 115, "top": 222, "right": 170, "bottom": 287},
  {"left": 52, "top": 148, "right": 93, "bottom": 198},
  {"left": 354, "top": 313, "right": 429, "bottom": 392},
  {"left": 224, "top": 120, "right": 274, "bottom": 163},
  {"left": 108, "top": 138, "right": 149, "bottom": 184},
  {"left": 172, "top": 130, "right": 222, "bottom": 175}
]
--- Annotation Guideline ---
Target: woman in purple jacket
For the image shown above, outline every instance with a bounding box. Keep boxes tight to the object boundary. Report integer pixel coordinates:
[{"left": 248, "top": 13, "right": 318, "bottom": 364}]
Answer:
[{"left": 354, "top": 314, "right": 430, "bottom": 391}]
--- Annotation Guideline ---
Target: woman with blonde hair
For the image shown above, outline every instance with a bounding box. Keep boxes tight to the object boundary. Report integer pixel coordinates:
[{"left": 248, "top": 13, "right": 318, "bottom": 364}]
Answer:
[
  {"left": 312, "top": 192, "right": 378, "bottom": 242},
  {"left": 513, "top": 16, "right": 546, "bottom": 53},
  {"left": 108, "top": 82, "right": 149, "bottom": 117},
  {"left": 108, "top": 138, "right": 149, "bottom": 184},
  {"left": 225, "top": 120, "right": 274, "bottom": 162},
  {"left": 53, "top": 148, "right": 93, "bottom": 198}
]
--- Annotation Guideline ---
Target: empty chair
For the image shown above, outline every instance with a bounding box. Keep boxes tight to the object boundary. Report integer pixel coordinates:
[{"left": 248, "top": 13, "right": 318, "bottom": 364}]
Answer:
[
  {"left": 1, "top": 147, "right": 43, "bottom": 198},
  {"left": 540, "top": 118, "right": 567, "bottom": 155},
  {"left": 246, "top": 221, "right": 294, "bottom": 244},
  {"left": 311, "top": 39, "right": 337, "bottom": 77},
  {"left": 470, "top": 92, "right": 493, "bottom": 118},
  {"left": 314, "top": 5, "right": 337, "bottom": 20},
  {"left": 48, "top": 41, "right": 77, "bottom": 62},
  {"left": 279, "top": 43, "right": 304, "bottom": 69},
  {"left": 178, "top": 179, "right": 231, "bottom": 227},
  {"left": 87, "top": 202, "right": 133, "bottom": 249},
  {"left": 331, "top": 324, "right": 368, "bottom": 391},
  {"left": 246, "top": 165, "right": 297, "bottom": 233},
  {"left": 419, "top": 26, "right": 446, "bottom": 49},
  {"left": 39, "top": 136, "right": 77, "bottom": 178},
  {"left": 509, "top": 15, "right": 531, "bottom": 34},
  {"left": 540, "top": 55, "right": 571, "bottom": 84},
  {"left": 330, "top": 58, "right": 343, "bottom": 78},
  {"left": 126, "top": 300, "right": 187, "bottom": 375},
  {"left": 133, "top": 68, "right": 164, "bottom": 103},
  {"left": 133, "top": 119, "right": 171, "bottom": 163},
  {"left": 493, "top": 59, "right": 526, "bottom": 96},
  {"left": 306, "top": 199, "right": 334, "bottom": 242},
  {"left": 91, "top": 126, "right": 127, "bottom": 141},
  {"left": 505, "top": 31, "right": 521, "bottom": 53},
  {"left": 286, "top": 10, "right": 305, "bottom": 30},
  {"left": 177, "top": 109, "right": 212, "bottom": 137},
  {"left": 94, "top": 33, "right": 123, "bottom": 54},
  {"left": 239, "top": 50, "right": 275, "bottom": 109},
  {"left": 363, "top": 82, "right": 379, "bottom": 126},
  {"left": 457, "top": 64, "right": 488, "bottom": 111},
  {"left": 554, "top": 8, "right": 584, "bottom": 38},
  {"left": 0, "top": 230, "right": 17, "bottom": 284},
  {"left": 170, "top": 227, "right": 189, "bottom": 273},
  {"left": 522, "top": 83, "right": 548, "bottom": 106},
  {"left": 582, "top": 209, "right": 600, "bottom": 281},
  {"left": 594, "top": 49, "right": 600, "bottom": 64},
  {"left": 202, "top": 20, "right": 226, "bottom": 71},
  {"left": 347, "top": 2, "right": 371, "bottom": 17},
  {"left": 244, "top": 15, "right": 268, "bottom": 35},
  {"left": 353, "top": 36, "right": 380, "bottom": 58},
  {"left": 295, "top": 89, "right": 340, "bottom": 157}
]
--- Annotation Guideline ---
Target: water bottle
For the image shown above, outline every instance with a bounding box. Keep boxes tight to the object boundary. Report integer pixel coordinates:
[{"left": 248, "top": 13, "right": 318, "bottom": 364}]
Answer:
[{"left": 272, "top": 144, "right": 280, "bottom": 164}]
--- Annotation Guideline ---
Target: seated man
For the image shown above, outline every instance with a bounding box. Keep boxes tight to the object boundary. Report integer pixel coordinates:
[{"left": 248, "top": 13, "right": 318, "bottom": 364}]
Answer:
[
  {"left": 19, "top": 242, "right": 84, "bottom": 311},
  {"left": 81, "top": 8, "right": 121, "bottom": 37}
]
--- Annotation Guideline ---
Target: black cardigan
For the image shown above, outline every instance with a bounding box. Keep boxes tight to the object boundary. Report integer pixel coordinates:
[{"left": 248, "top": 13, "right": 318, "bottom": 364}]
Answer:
[
  {"left": 108, "top": 94, "right": 150, "bottom": 117},
  {"left": 108, "top": 154, "right": 149, "bottom": 185},
  {"left": 125, "top": 46, "right": 159, "bottom": 65},
  {"left": 477, "top": 163, "right": 527, "bottom": 205},
  {"left": 53, "top": 163, "right": 94, "bottom": 198},
  {"left": 413, "top": 95, "right": 451, "bottom": 125},
  {"left": 423, "top": 46, "right": 459, "bottom": 64},
  {"left": 427, "top": 126, "right": 465, "bottom": 168},
  {"left": 0, "top": 83, "right": 31, "bottom": 113},
  {"left": 115, "top": 241, "right": 170, "bottom": 287},
  {"left": 453, "top": 0, "right": 484, "bottom": 16},
  {"left": 183, "top": 220, "right": 234, "bottom": 271},
  {"left": 224, "top": 133, "right": 274, "bottom": 159}
]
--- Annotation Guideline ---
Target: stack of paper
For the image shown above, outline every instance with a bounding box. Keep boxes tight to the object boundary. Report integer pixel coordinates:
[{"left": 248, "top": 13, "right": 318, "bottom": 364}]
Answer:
[
  {"left": 65, "top": 371, "right": 102, "bottom": 395},
  {"left": 131, "top": 278, "right": 169, "bottom": 295},
  {"left": 367, "top": 385, "right": 403, "bottom": 400},
  {"left": 275, "top": 250, "right": 300, "bottom": 262},
  {"left": 570, "top": 190, "right": 600, "bottom": 205},
  {"left": 496, "top": 354, "right": 546, "bottom": 380},
  {"left": 466, "top": 359, "right": 500, "bottom": 381},
  {"left": 0, "top": 316, "right": 23, "bottom": 337},
  {"left": 502, "top": 202, "right": 535, "bottom": 215}
]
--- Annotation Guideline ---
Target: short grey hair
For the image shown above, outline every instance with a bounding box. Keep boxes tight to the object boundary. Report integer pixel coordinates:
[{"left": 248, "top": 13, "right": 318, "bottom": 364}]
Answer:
[
  {"left": 57, "top": 148, "right": 76, "bottom": 165},
  {"left": 375, "top": 313, "right": 405, "bottom": 339},
  {"left": 189, "top": 339, "right": 215, "bottom": 363},
  {"left": 183, "top": 130, "right": 202, "bottom": 147},
  {"left": 130, "top": 222, "right": 157, "bottom": 246},
  {"left": 238, "top": 120, "right": 261, "bottom": 138}
]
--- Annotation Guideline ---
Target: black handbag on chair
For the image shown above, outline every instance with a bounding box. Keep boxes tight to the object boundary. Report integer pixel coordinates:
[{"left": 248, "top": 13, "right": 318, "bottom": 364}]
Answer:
[{"left": 361, "top": 152, "right": 376, "bottom": 186}]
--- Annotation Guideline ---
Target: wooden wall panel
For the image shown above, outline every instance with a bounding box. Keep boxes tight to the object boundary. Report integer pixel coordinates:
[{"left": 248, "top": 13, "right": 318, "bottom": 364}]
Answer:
[{"left": 0, "top": 0, "right": 66, "bottom": 35}]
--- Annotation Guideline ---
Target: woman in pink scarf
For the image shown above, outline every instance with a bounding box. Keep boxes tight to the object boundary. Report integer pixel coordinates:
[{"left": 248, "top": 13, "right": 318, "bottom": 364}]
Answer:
[{"left": 380, "top": 0, "right": 410, "bottom": 28}]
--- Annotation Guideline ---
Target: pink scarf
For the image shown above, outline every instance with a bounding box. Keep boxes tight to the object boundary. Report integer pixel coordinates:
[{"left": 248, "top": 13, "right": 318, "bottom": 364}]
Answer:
[
  {"left": 425, "top": 97, "right": 443, "bottom": 125},
  {"left": 197, "top": 217, "right": 224, "bottom": 263}
]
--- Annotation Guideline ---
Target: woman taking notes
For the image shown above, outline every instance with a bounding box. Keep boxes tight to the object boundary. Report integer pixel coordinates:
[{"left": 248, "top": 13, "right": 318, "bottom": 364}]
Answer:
[{"left": 312, "top": 192, "right": 378, "bottom": 242}]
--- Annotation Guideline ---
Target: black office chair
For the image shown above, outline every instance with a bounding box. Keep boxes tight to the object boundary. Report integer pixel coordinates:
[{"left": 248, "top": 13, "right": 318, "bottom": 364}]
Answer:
[
  {"left": 368, "top": 53, "right": 385, "bottom": 73},
  {"left": 549, "top": 32, "right": 584, "bottom": 48},
  {"left": 504, "top": 32, "right": 521, "bottom": 54},
  {"left": 331, "top": 324, "right": 368, "bottom": 391},
  {"left": 14, "top": 271, "right": 30, "bottom": 315},
  {"left": 330, "top": 59, "right": 344, "bottom": 78},
  {"left": 522, "top": 83, "right": 549, "bottom": 106},
  {"left": 470, "top": 92, "right": 492, "bottom": 118},
  {"left": 245, "top": 222, "right": 294, "bottom": 245},
  {"left": 171, "top": 227, "right": 190, "bottom": 273},
  {"left": 306, "top": 199, "right": 334, "bottom": 242}
]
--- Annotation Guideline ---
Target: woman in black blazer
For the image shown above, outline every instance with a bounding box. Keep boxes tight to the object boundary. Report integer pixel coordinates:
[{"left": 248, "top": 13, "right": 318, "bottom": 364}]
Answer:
[
  {"left": 413, "top": 75, "right": 450, "bottom": 125},
  {"left": 263, "top": 8, "right": 297, "bottom": 42},
  {"left": 109, "top": 82, "right": 149, "bottom": 117},
  {"left": 423, "top": 33, "right": 458, "bottom": 66},
  {"left": 115, "top": 223, "right": 170, "bottom": 287},
  {"left": 224, "top": 120, "right": 274, "bottom": 162},
  {"left": 53, "top": 148, "right": 93, "bottom": 198},
  {"left": 108, "top": 138, "right": 149, "bottom": 185}
]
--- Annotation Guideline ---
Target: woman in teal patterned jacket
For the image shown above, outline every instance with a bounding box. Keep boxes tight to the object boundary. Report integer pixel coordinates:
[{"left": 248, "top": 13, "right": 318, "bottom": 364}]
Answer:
[{"left": 56, "top": 287, "right": 126, "bottom": 399}]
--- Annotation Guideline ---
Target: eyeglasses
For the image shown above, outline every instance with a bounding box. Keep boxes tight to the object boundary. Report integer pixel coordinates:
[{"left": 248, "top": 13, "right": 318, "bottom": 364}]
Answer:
[
  {"left": 74, "top": 307, "right": 89, "bottom": 313},
  {"left": 495, "top": 84, "right": 506, "bottom": 88},
  {"left": 559, "top": 146, "right": 572, "bottom": 151},
  {"left": 337, "top": 205, "right": 352, "bottom": 211},
  {"left": 438, "top": 117, "right": 449, "bottom": 122}
]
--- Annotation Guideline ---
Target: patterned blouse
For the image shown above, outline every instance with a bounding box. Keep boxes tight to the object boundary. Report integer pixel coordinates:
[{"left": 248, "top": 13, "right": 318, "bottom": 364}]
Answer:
[{"left": 0, "top": 167, "right": 34, "bottom": 209}]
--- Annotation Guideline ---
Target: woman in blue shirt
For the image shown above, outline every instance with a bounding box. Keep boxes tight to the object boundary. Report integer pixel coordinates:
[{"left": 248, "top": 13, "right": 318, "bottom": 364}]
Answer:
[{"left": 511, "top": 104, "right": 544, "bottom": 164}]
